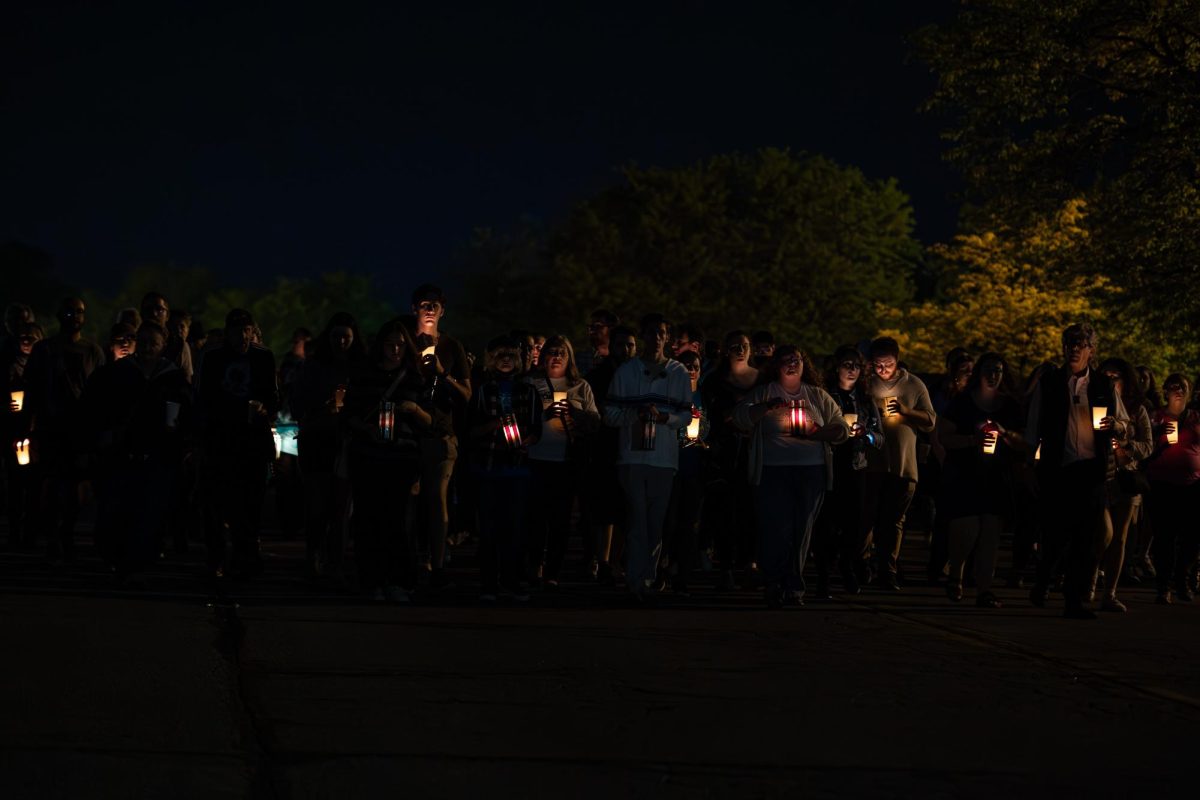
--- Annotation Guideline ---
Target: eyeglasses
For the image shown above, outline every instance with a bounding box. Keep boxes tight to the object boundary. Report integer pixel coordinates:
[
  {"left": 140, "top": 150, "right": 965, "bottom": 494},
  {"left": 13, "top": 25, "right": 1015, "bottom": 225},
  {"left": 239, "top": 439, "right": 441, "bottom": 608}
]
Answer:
[
  {"left": 1164, "top": 383, "right": 1185, "bottom": 393},
  {"left": 111, "top": 336, "right": 134, "bottom": 346},
  {"left": 839, "top": 361, "right": 860, "bottom": 371}
]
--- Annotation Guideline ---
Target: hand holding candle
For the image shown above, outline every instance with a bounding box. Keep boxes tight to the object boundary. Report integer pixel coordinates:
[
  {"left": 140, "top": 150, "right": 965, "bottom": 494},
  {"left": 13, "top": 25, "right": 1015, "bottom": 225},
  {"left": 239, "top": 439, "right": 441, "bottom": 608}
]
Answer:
[
  {"left": 1165, "top": 419, "right": 1179, "bottom": 445},
  {"left": 9, "top": 390, "right": 24, "bottom": 413}
]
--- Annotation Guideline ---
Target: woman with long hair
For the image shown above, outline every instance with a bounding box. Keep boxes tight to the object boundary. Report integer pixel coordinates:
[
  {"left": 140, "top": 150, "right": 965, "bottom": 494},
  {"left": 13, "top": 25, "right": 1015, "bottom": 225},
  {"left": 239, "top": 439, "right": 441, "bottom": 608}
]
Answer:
[
  {"left": 812, "top": 345, "right": 884, "bottom": 597},
  {"left": 1144, "top": 374, "right": 1200, "bottom": 604},
  {"left": 523, "top": 334, "right": 600, "bottom": 589},
  {"left": 734, "top": 345, "right": 847, "bottom": 608},
  {"left": 935, "top": 352, "right": 1024, "bottom": 608},
  {"left": 1094, "top": 357, "right": 1154, "bottom": 611},
  {"left": 294, "top": 312, "right": 369, "bottom": 588},
  {"left": 699, "top": 330, "right": 761, "bottom": 591},
  {"left": 343, "top": 318, "right": 444, "bottom": 602}
]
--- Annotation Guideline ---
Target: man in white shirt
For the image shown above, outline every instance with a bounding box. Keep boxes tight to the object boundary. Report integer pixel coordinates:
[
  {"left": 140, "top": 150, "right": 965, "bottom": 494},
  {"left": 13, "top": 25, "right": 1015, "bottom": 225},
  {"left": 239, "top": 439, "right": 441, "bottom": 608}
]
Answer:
[
  {"left": 1025, "top": 323, "right": 1130, "bottom": 619},
  {"left": 603, "top": 313, "right": 692, "bottom": 602}
]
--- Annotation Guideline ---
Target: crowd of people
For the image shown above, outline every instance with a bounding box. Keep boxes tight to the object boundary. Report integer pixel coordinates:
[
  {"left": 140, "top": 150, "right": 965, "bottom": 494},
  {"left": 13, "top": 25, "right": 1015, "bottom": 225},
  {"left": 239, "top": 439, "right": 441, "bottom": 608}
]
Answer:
[{"left": 2, "top": 285, "right": 1198, "bottom": 619}]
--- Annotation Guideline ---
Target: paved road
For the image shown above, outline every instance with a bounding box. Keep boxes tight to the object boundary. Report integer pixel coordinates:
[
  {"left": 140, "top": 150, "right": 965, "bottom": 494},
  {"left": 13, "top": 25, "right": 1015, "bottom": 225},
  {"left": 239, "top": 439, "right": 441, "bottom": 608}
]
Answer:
[{"left": 2, "top": 527, "right": 1197, "bottom": 799}]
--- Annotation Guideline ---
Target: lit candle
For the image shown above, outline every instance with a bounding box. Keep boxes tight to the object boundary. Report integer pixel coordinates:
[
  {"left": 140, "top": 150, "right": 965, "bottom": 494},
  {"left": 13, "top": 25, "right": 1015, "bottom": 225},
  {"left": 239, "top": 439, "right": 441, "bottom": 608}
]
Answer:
[
  {"left": 843, "top": 412, "right": 858, "bottom": 428},
  {"left": 789, "top": 400, "right": 807, "bottom": 437},
  {"left": 552, "top": 391, "right": 567, "bottom": 405},
  {"left": 10, "top": 390, "right": 24, "bottom": 413},
  {"left": 1166, "top": 420, "right": 1179, "bottom": 445},
  {"left": 982, "top": 421, "right": 998, "bottom": 455},
  {"left": 15, "top": 438, "right": 30, "bottom": 466},
  {"left": 421, "top": 346, "right": 436, "bottom": 359},
  {"left": 1091, "top": 407, "right": 1107, "bottom": 430},
  {"left": 1034, "top": 442, "right": 1042, "bottom": 461},
  {"left": 882, "top": 396, "right": 898, "bottom": 418},
  {"left": 379, "top": 401, "right": 395, "bottom": 442},
  {"left": 501, "top": 413, "right": 522, "bottom": 447},
  {"left": 686, "top": 408, "right": 701, "bottom": 441}
]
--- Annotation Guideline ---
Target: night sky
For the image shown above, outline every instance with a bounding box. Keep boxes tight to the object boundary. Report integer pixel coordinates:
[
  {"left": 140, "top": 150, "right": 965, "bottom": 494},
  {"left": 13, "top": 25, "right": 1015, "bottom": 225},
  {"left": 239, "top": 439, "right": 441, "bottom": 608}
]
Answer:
[{"left": 2, "top": 2, "right": 957, "bottom": 301}]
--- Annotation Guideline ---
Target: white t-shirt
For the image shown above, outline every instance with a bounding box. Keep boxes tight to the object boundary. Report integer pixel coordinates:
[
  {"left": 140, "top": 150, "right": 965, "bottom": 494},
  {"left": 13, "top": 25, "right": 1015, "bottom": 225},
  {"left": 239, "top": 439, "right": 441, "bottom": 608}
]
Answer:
[{"left": 761, "top": 383, "right": 826, "bottom": 467}]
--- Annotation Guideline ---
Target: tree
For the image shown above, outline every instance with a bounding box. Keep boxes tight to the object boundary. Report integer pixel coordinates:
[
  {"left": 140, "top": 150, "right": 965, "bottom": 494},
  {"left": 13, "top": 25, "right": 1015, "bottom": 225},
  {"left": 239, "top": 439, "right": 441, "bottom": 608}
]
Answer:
[
  {"left": 459, "top": 149, "right": 923, "bottom": 354},
  {"left": 877, "top": 200, "right": 1107, "bottom": 376},
  {"left": 914, "top": 0, "right": 1200, "bottom": 354}
]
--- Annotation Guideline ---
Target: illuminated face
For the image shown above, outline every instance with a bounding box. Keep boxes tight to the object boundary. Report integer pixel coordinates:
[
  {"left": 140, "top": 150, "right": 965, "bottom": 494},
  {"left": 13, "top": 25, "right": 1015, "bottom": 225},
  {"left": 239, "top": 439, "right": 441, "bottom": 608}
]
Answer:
[
  {"left": 682, "top": 358, "right": 701, "bottom": 385},
  {"left": 381, "top": 333, "right": 406, "bottom": 365},
  {"left": 414, "top": 300, "right": 444, "bottom": 331},
  {"left": 980, "top": 361, "right": 1004, "bottom": 390},
  {"left": 672, "top": 335, "right": 699, "bottom": 357},
  {"left": 837, "top": 358, "right": 861, "bottom": 387},
  {"left": 1163, "top": 381, "right": 1186, "bottom": 413},
  {"left": 1063, "top": 335, "right": 1093, "bottom": 372},
  {"left": 727, "top": 336, "right": 751, "bottom": 364},
  {"left": 18, "top": 332, "right": 41, "bottom": 356},
  {"left": 873, "top": 356, "right": 898, "bottom": 381},
  {"left": 331, "top": 326, "right": 354, "bottom": 354},
  {"left": 542, "top": 345, "right": 567, "bottom": 377},
  {"left": 110, "top": 335, "right": 135, "bottom": 361},
  {"left": 778, "top": 353, "right": 803, "bottom": 381}
]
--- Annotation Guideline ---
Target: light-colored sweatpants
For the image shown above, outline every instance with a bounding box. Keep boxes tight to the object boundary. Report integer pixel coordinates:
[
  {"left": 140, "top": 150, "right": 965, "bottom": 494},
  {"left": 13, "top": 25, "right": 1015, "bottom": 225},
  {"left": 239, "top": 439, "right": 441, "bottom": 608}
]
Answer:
[{"left": 618, "top": 464, "right": 676, "bottom": 593}]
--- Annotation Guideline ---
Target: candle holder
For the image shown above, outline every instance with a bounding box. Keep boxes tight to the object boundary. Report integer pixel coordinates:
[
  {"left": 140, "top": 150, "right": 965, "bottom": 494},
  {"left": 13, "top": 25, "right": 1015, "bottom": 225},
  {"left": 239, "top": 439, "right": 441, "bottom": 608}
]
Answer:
[
  {"left": 1091, "top": 407, "right": 1107, "bottom": 430},
  {"left": 685, "top": 407, "right": 701, "bottom": 444},
  {"left": 15, "top": 438, "right": 31, "bottom": 466},
  {"left": 788, "top": 400, "right": 808, "bottom": 437},
  {"left": 633, "top": 414, "right": 657, "bottom": 451},
  {"left": 379, "top": 401, "right": 395, "bottom": 442},
  {"left": 981, "top": 420, "right": 999, "bottom": 455},
  {"left": 882, "top": 396, "right": 899, "bottom": 418},
  {"left": 10, "top": 390, "right": 24, "bottom": 413},
  {"left": 1165, "top": 420, "right": 1179, "bottom": 445},
  {"left": 500, "top": 413, "right": 521, "bottom": 447}
]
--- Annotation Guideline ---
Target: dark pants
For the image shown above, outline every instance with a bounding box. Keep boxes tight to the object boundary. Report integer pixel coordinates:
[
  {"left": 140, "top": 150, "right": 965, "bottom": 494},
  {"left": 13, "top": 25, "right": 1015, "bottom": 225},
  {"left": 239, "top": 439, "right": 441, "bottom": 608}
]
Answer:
[
  {"left": 706, "top": 468, "right": 757, "bottom": 568},
  {"left": 304, "top": 470, "right": 352, "bottom": 577},
  {"left": 202, "top": 454, "right": 269, "bottom": 574},
  {"left": 351, "top": 455, "right": 419, "bottom": 590},
  {"left": 663, "top": 448, "right": 704, "bottom": 586},
  {"left": 755, "top": 464, "right": 825, "bottom": 593},
  {"left": 1148, "top": 480, "right": 1200, "bottom": 594},
  {"left": 477, "top": 470, "right": 530, "bottom": 593},
  {"left": 3, "top": 450, "right": 34, "bottom": 547},
  {"left": 1035, "top": 460, "right": 1108, "bottom": 609},
  {"left": 813, "top": 461, "right": 868, "bottom": 581},
  {"left": 865, "top": 472, "right": 916, "bottom": 578},
  {"left": 527, "top": 459, "right": 579, "bottom": 582}
]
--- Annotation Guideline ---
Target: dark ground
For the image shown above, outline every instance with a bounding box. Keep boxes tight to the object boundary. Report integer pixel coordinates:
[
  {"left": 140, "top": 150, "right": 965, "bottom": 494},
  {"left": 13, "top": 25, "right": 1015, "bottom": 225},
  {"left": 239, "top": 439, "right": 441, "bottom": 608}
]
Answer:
[{"left": 1, "top": 502, "right": 1197, "bottom": 799}]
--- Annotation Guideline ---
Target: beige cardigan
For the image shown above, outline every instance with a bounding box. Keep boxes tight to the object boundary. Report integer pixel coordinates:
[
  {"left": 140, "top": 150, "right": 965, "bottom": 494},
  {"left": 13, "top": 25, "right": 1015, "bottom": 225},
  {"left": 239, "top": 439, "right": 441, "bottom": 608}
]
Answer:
[{"left": 733, "top": 382, "right": 848, "bottom": 487}]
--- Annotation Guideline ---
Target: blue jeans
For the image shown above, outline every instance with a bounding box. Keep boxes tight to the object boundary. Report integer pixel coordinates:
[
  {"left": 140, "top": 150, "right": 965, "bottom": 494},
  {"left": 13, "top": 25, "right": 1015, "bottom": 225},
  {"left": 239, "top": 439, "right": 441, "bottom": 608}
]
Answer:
[
  {"left": 755, "top": 465, "right": 826, "bottom": 593},
  {"left": 476, "top": 470, "right": 530, "bottom": 592}
]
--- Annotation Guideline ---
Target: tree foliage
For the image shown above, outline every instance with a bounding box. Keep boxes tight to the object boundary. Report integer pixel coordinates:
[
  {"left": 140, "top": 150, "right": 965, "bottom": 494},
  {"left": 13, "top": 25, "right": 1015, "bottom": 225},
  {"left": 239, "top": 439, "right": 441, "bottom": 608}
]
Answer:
[
  {"left": 914, "top": 0, "right": 1200, "bottom": 345},
  {"left": 456, "top": 149, "right": 923, "bottom": 354}
]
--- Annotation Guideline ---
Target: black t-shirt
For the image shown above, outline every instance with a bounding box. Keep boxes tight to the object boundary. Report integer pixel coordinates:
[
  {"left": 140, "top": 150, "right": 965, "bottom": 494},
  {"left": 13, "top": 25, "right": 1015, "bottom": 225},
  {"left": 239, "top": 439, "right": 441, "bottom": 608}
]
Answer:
[{"left": 941, "top": 390, "right": 1023, "bottom": 516}]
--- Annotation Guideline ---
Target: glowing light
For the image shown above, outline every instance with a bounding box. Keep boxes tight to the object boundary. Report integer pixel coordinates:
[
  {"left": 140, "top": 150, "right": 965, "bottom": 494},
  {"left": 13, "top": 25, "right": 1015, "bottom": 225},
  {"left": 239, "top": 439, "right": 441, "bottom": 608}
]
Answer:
[
  {"left": 379, "top": 402, "right": 395, "bottom": 442},
  {"left": 789, "top": 400, "right": 807, "bottom": 437},
  {"left": 15, "top": 439, "right": 30, "bottom": 466},
  {"left": 1166, "top": 420, "right": 1179, "bottom": 445},
  {"left": 10, "top": 391, "right": 24, "bottom": 413}
]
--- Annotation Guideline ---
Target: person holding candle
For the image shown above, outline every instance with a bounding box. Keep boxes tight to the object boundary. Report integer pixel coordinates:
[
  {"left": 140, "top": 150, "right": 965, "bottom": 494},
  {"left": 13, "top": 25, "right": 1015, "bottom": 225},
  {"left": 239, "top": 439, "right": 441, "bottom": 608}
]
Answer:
[
  {"left": 294, "top": 312, "right": 369, "bottom": 588},
  {"left": 603, "top": 313, "right": 692, "bottom": 603},
  {"left": 2, "top": 319, "right": 42, "bottom": 550},
  {"left": 662, "top": 349, "right": 710, "bottom": 596},
  {"left": 864, "top": 337, "right": 937, "bottom": 590},
  {"left": 1093, "top": 358, "right": 1153, "bottom": 612},
  {"left": 411, "top": 284, "right": 471, "bottom": 591},
  {"left": 468, "top": 335, "right": 542, "bottom": 601},
  {"left": 700, "top": 330, "right": 762, "bottom": 592},
  {"left": 1144, "top": 374, "right": 1200, "bottom": 604},
  {"left": 1024, "top": 323, "right": 1131, "bottom": 619},
  {"left": 23, "top": 297, "right": 105, "bottom": 564},
  {"left": 733, "top": 345, "right": 847, "bottom": 607},
  {"left": 342, "top": 319, "right": 439, "bottom": 603},
  {"left": 813, "top": 345, "right": 884, "bottom": 597},
  {"left": 524, "top": 334, "right": 600, "bottom": 589},
  {"left": 935, "top": 353, "right": 1024, "bottom": 607},
  {"left": 574, "top": 309, "right": 619, "bottom": 377},
  {"left": 196, "top": 309, "right": 280, "bottom": 583}
]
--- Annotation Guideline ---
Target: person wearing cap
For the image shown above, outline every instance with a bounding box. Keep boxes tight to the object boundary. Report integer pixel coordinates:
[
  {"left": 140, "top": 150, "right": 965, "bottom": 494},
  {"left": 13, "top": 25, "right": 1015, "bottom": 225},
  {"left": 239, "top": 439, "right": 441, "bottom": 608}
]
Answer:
[
  {"left": 1025, "top": 322, "right": 1131, "bottom": 619},
  {"left": 411, "top": 283, "right": 471, "bottom": 589},
  {"left": 196, "top": 308, "right": 279, "bottom": 582}
]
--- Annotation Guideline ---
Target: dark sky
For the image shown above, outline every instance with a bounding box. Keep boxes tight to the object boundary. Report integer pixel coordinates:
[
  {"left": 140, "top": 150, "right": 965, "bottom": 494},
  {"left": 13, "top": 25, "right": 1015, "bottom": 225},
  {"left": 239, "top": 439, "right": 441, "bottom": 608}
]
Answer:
[{"left": 2, "top": 1, "right": 957, "bottom": 301}]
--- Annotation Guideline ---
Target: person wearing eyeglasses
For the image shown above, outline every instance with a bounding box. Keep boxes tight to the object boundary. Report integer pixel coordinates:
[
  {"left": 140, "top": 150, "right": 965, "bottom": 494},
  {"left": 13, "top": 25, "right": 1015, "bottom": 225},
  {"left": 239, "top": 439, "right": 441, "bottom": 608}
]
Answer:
[
  {"left": 575, "top": 310, "right": 619, "bottom": 377},
  {"left": 1024, "top": 323, "right": 1130, "bottom": 619},
  {"left": 468, "top": 336, "right": 542, "bottom": 602},
  {"left": 524, "top": 335, "right": 600, "bottom": 589},
  {"left": 410, "top": 284, "right": 471, "bottom": 591},
  {"left": 1144, "top": 374, "right": 1200, "bottom": 604},
  {"left": 935, "top": 353, "right": 1024, "bottom": 608},
  {"left": 813, "top": 345, "right": 884, "bottom": 597},
  {"left": 700, "top": 330, "right": 761, "bottom": 591},
  {"left": 603, "top": 313, "right": 692, "bottom": 603},
  {"left": 733, "top": 345, "right": 847, "bottom": 608},
  {"left": 23, "top": 297, "right": 105, "bottom": 564},
  {"left": 1092, "top": 358, "right": 1153, "bottom": 612},
  {"left": 864, "top": 336, "right": 937, "bottom": 590}
]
